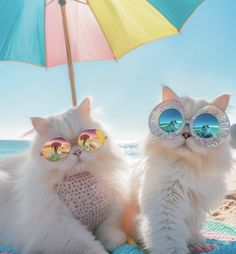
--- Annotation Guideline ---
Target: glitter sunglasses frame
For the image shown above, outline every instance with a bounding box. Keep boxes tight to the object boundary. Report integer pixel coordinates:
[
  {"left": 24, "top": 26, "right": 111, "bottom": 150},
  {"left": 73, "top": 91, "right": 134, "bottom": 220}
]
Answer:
[{"left": 149, "top": 100, "right": 230, "bottom": 148}]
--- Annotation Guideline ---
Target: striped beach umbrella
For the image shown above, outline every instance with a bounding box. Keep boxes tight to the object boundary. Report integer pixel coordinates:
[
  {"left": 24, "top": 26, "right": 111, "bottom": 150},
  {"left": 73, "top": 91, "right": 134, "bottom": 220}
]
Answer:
[{"left": 0, "top": 0, "right": 204, "bottom": 106}]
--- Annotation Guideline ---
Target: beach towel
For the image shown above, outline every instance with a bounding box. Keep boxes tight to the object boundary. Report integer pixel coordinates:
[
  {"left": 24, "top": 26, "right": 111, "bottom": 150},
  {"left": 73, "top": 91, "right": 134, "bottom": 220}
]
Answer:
[
  {"left": 1, "top": 220, "right": 236, "bottom": 254},
  {"left": 113, "top": 220, "right": 236, "bottom": 254}
]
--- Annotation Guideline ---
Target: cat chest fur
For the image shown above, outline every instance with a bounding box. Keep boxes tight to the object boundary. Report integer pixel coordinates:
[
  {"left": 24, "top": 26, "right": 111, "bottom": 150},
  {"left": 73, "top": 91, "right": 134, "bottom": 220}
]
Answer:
[{"left": 54, "top": 172, "right": 112, "bottom": 230}]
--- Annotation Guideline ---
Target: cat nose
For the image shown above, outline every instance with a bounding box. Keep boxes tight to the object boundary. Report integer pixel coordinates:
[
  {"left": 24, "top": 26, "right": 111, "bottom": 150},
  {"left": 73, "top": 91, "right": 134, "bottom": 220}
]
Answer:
[
  {"left": 73, "top": 150, "right": 82, "bottom": 157},
  {"left": 71, "top": 145, "right": 82, "bottom": 157},
  {"left": 182, "top": 132, "right": 191, "bottom": 139},
  {"left": 182, "top": 124, "right": 191, "bottom": 139}
]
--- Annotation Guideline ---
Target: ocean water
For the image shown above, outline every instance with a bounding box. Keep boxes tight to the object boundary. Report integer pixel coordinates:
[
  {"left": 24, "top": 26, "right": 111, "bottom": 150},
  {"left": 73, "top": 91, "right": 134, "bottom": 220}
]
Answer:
[
  {"left": 0, "top": 140, "right": 141, "bottom": 160},
  {"left": 0, "top": 140, "right": 31, "bottom": 158}
]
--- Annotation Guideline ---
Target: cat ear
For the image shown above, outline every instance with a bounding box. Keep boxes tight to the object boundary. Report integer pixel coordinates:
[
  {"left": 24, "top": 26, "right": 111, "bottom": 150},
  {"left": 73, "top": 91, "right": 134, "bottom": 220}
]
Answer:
[
  {"left": 30, "top": 117, "right": 49, "bottom": 133},
  {"left": 76, "top": 97, "right": 92, "bottom": 115},
  {"left": 162, "top": 86, "right": 179, "bottom": 101},
  {"left": 212, "top": 94, "right": 230, "bottom": 111}
]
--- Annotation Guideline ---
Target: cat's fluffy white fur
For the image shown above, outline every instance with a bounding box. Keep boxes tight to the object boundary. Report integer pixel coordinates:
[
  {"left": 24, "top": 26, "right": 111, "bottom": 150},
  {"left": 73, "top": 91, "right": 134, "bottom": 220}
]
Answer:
[
  {"left": 0, "top": 98, "right": 128, "bottom": 254},
  {"left": 135, "top": 87, "right": 233, "bottom": 254}
]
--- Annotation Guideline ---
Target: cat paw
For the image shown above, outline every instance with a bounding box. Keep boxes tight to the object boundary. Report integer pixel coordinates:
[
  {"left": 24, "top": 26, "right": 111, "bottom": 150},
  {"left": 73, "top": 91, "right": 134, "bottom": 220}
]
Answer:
[
  {"left": 88, "top": 250, "right": 108, "bottom": 254},
  {"left": 169, "top": 248, "right": 188, "bottom": 254},
  {"left": 89, "top": 250, "right": 108, "bottom": 254},
  {"left": 96, "top": 227, "right": 127, "bottom": 251},
  {"left": 189, "top": 243, "right": 217, "bottom": 253},
  {"left": 189, "top": 233, "right": 206, "bottom": 245},
  {"left": 88, "top": 242, "right": 108, "bottom": 254},
  {"left": 150, "top": 248, "right": 188, "bottom": 254}
]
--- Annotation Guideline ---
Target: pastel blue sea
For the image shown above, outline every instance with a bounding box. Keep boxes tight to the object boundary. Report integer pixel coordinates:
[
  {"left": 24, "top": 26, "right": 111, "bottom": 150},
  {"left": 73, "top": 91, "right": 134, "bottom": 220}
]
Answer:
[{"left": 0, "top": 140, "right": 31, "bottom": 158}]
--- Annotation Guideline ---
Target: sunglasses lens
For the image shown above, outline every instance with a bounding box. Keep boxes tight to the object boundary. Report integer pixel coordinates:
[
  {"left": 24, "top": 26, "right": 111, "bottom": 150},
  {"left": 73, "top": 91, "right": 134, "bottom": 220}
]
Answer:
[
  {"left": 78, "top": 129, "right": 106, "bottom": 152},
  {"left": 42, "top": 137, "right": 71, "bottom": 161},
  {"left": 193, "top": 113, "right": 219, "bottom": 138},
  {"left": 159, "top": 109, "right": 184, "bottom": 133}
]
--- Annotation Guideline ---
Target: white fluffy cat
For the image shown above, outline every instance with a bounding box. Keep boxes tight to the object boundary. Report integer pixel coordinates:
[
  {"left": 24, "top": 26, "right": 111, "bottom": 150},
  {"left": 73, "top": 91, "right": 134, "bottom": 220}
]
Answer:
[
  {"left": 0, "top": 98, "right": 128, "bottom": 254},
  {"left": 135, "top": 87, "right": 233, "bottom": 254}
]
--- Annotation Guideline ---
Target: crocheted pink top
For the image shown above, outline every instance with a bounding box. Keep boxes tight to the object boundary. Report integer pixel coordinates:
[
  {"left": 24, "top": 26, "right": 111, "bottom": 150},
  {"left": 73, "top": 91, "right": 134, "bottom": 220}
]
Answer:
[{"left": 54, "top": 172, "right": 112, "bottom": 230}]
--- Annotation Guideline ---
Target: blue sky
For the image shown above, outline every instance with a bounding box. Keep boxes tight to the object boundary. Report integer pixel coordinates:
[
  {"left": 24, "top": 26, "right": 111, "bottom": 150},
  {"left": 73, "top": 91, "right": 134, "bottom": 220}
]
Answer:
[{"left": 0, "top": 0, "right": 236, "bottom": 141}]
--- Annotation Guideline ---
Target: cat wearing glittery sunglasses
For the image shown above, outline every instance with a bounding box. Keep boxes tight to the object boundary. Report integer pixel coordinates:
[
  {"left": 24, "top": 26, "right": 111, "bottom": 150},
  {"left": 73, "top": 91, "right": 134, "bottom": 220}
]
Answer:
[
  {"left": 0, "top": 98, "right": 128, "bottom": 254},
  {"left": 132, "top": 87, "right": 233, "bottom": 254}
]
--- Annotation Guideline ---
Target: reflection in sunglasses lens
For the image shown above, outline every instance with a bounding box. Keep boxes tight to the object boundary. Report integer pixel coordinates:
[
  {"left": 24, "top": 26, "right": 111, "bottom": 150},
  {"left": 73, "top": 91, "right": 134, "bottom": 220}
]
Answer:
[
  {"left": 193, "top": 113, "right": 219, "bottom": 138},
  {"left": 159, "top": 109, "right": 183, "bottom": 133},
  {"left": 78, "top": 129, "right": 106, "bottom": 152},
  {"left": 42, "top": 137, "right": 71, "bottom": 161}
]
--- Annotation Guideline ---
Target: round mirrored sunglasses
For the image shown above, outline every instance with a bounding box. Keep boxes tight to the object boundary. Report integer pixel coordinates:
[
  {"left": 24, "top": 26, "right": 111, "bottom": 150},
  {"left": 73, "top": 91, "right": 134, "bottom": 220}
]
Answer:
[
  {"left": 41, "top": 129, "right": 107, "bottom": 161},
  {"left": 149, "top": 100, "right": 230, "bottom": 148}
]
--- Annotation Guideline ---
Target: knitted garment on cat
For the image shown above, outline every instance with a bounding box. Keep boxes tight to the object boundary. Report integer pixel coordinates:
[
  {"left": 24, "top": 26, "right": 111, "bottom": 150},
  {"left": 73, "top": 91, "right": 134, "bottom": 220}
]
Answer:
[{"left": 54, "top": 172, "right": 112, "bottom": 230}]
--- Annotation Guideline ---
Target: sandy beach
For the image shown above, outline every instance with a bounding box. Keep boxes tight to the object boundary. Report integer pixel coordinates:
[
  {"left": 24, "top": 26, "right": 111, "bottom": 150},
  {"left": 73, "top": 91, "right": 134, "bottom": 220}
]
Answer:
[{"left": 208, "top": 164, "right": 236, "bottom": 225}]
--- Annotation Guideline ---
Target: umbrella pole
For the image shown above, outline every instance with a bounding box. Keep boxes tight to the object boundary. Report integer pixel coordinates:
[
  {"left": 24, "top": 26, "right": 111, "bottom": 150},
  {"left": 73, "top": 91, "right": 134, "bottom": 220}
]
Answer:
[{"left": 59, "top": 0, "right": 77, "bottom": 106}]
